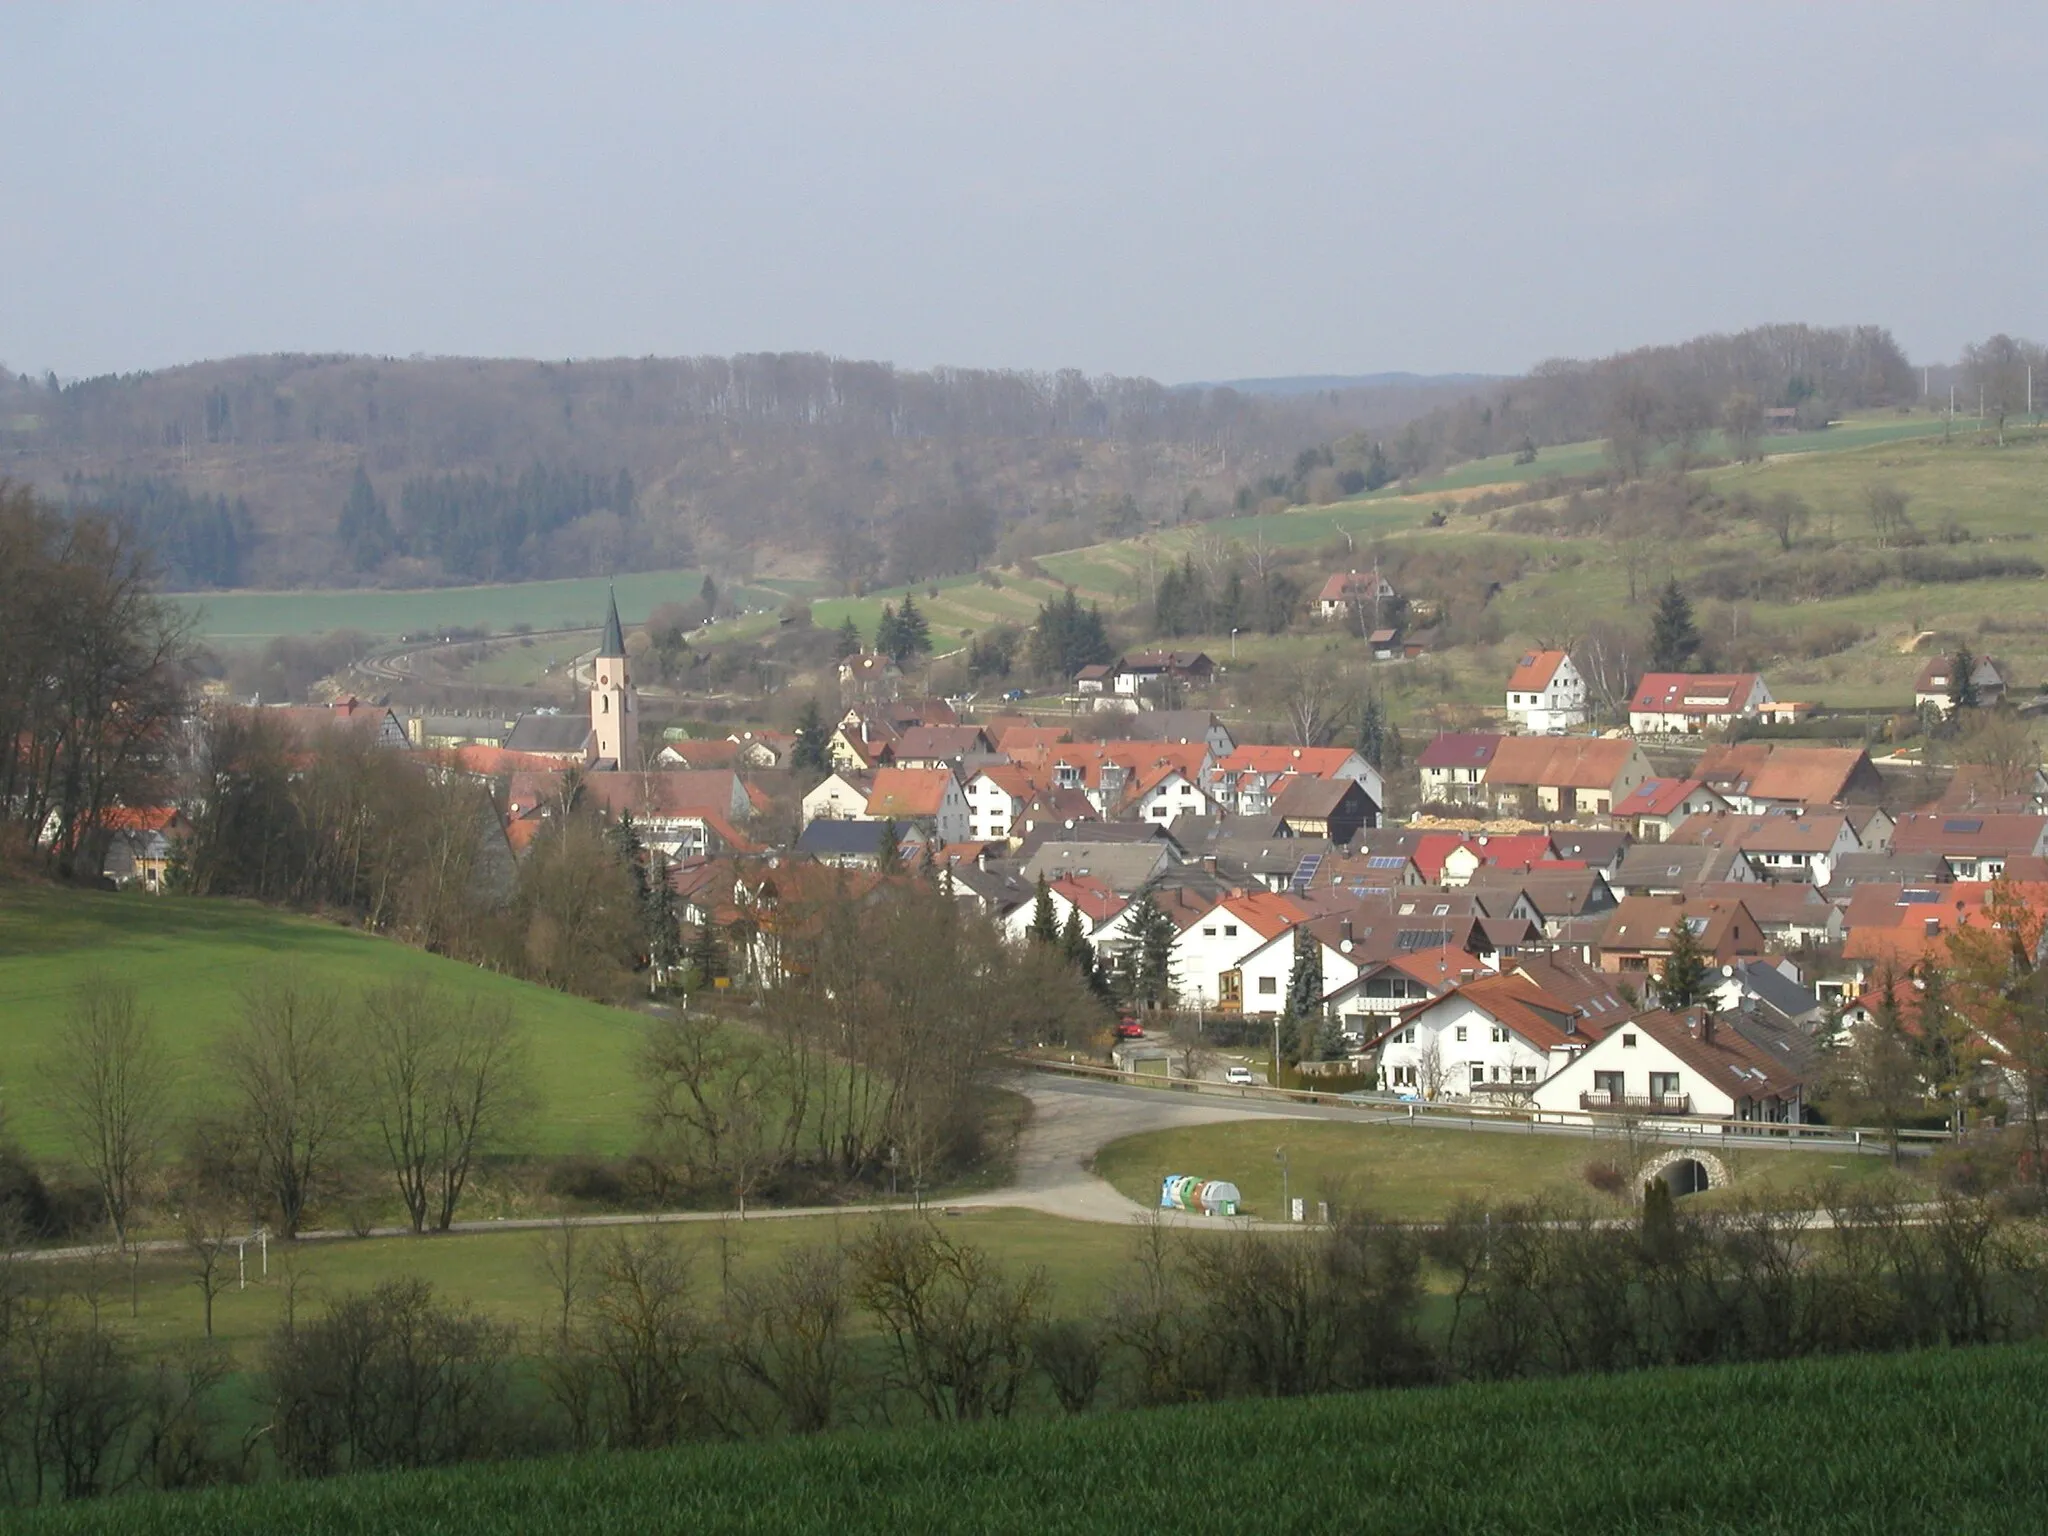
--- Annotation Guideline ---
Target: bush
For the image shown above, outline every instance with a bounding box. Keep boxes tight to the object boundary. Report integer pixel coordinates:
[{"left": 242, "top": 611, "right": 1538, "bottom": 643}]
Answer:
[{"left": 1583, "top": 1159, "right": 1628, "bottom": 1197}]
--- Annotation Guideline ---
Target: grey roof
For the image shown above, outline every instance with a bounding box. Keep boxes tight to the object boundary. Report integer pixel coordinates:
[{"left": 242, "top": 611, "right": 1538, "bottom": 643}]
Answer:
[
  {"left": 1192, "top": 830, "right": 1329, "bottom": 877},
  {"left": 600, "top": 588, "right": 626, "bottom": 657},
  {"left": 415, "top": 714, "right": 510, "bottom": 746},
  {"left": 1726, "top": 1008, "right": 1821, "bottom": 1077},
  {"left": 1611, "top": 843, "right": 1749, "bottom": 891},
  {"left": 1548, "top": 830, "right": 1630, "bottom": 869},
  {"left": 1020, "top": 840, "right": 1171, "bottom": 895},
  {"left": 798, "top": 819, "right": 905, "bottom": 859},
  {"left": 1727, "top": 960, "right": 1824, "bottom": 1026},
  {"left": 1824, "top": 850, "right": 1949, "bottom": 892},
  {"left": 1137, "top": 710, "right": 1231, "bottom": 749},
  {"left": 504, "top": 714, "right": 594, "bottom": 755}
]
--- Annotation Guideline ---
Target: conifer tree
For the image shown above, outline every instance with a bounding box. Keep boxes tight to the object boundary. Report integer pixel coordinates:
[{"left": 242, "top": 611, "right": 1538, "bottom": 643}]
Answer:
[
  {"left": 875, "top": 603, "right": 902, "bottom": 661},
  {"left": 1950, "top": 646, "right": 1981, "bottom": 713},
  {"left": 1122, "top": 893, "right": 1179, "bottom": 1010},
  {"left": 1649, "top": 578, "right": 1701, "bottom": 673},
  {"left": 834, "top": 616, "right": 863, "bottom": 659},
  {"left": 875, "top": 818, "right": 904, "bottom": 868},
  {"left": 1356, "top": 694, "right": 1388, "bottom": 769},
  {"left": 1028, "top": 874, "right": 1059, "bottom": 944},
  {"left": 644, "top": 851, "right": 683, "bottom": 985},
  {"left": 1059, "top": 903, "right": 1093, "bottom": 974},
  {"left": 894, "top": 593, "right": 932, "bottom": 658},
  {"left": 1284, "top": 926, "right": 1323, "bottom": 1025},
  {"left": 686, "top": 921, "right": 725, "bottom": 989},
  {"left": 1657, "top": 910, "right": 1711, "bottom": 1009},
  {"left": 791, "top": 699, "right": 831, "bottom": 777}
]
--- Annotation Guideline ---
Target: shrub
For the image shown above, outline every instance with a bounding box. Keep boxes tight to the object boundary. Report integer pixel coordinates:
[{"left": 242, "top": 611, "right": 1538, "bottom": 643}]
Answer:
[{"left": 1583, "top": 1159, "right": 1628, "bottom": 1197}]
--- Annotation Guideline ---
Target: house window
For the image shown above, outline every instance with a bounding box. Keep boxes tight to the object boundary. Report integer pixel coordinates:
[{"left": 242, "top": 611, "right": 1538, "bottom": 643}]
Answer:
[
  {"left": 1202, "top": 926, "right": 1217, "bottom": 937},
  {"left": 1623, "top": 1033, "right": 1637, "bottom": 1048},
  {"left": 1223, "top": 924, "right": 1239, "bottom": 937},
  {"left": 1390, "top": 1065, "right": 1417, "bottom": 1088},
  {"left": 1257, "top": 976, "right": 1277, "bottom": 995},
  {"left": 1469, "top": 1063, "right": 1486, "bottom": 1089},
  {"left": 1649, "top": 1072, "right": 1680, "bottom": 1103},
  {"left": 1454, "top": 1025, "right": 1468, "bottom": 1042},
  {"left": 1593, "top": 1070, "right": 1624, "bottom": 1101},
  {"left": 1490, "top": 1025, "right": 1508, "bottom": 1043}
]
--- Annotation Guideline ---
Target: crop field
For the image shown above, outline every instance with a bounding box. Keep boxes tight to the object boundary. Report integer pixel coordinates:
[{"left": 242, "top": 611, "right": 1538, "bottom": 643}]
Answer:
[
  {"left": 174, "top": 568, "right": 789, "bottom": 645},
  {"left": 21, "top": 1341, "right": 2047, "bottom": 1534},
  {"left": 1091, "top": 1119, "right": 1917, "bottom": 1221},
  {"left": 0, "top": 886, "right": 648, "bottom": 1161}
]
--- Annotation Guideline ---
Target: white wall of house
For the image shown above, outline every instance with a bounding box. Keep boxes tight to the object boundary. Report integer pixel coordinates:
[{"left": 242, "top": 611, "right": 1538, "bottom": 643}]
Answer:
[
  {"left": 1421, "top": 764, "right": 1490, "bottom": 805},
  {"left": 962, "top": 775, "right": 1025, "bottom": 841},
  {"left": 1531, "top": 1025, "right": 1741, "bottom": 1118},
  {"left": 1170, "top": 904, "right": 1277, "bottom": 1009},
  {"left": 1373, "top": 996, "right": 1552, "bottom": 1098},
  {"left": 1629, "top": 677, "right": 1773, "bottom": 735},
  {"left": 1506, "top": 655, "right": 1589, "bottom": 734},
  {"left": 1135, "top": 772, "right": 1216, "bottom": 827},
  {"left": 801, "top": 774, "right": 870, "bottom": 827}
]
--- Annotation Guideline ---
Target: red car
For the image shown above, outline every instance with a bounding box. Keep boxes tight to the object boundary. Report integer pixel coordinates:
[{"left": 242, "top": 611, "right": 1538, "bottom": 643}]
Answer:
[{"left": 1115, "top": 1020, "right": 1145, "bottom": 1040}]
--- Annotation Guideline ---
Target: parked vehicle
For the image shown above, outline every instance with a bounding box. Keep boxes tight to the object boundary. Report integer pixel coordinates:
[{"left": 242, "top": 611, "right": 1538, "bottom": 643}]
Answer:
[
  {"left": 1115, "top": 1021, "right": 1145, "bottom": 1040},
  {"left": 1224, "top": 1064, "right": 1257, "bottom": 1086}
]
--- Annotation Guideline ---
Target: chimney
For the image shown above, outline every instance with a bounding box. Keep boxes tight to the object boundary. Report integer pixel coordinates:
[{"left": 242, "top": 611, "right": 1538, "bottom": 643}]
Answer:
[
  {"left": 1202, "top": 855, "right": 1218, "bottom": 875},
  {"left": 1341, "top": 919, "right": 1354, "bottom": 944}
]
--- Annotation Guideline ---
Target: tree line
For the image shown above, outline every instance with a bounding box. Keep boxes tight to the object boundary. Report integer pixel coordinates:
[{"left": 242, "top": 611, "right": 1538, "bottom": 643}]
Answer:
[
  {"left": 57, "top": 474, "right": 257, "bottom": 588},
  {"left": 338, "top": 462, "right": 644, "bottom": 579},
  {"left": 0, "top": 1174, "right": 2036, "bottom": 1505}
]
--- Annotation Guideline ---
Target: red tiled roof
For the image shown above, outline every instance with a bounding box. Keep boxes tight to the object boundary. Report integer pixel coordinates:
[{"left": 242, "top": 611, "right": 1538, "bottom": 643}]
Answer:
[
  {"left": 1616, "top": 778, "right": 1711, "bottom": 818},
  {"left": 868, "top": 766, "right": 956, "bottom": 819},
  {"left": 1417, "top": 732, "right": 1503, "bottom": 771},
  {"left": 1506, "top": 650, "right": 1569, "bottom": 692},
  {"left": 1631, "top": 673, "right": 1762, "bottom": 712}
]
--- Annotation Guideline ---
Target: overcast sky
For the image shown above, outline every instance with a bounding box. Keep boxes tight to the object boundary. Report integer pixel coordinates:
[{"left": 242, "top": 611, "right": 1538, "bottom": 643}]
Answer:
[{"left": 5, "top": 3, "right": 2043, "bottom": 383}]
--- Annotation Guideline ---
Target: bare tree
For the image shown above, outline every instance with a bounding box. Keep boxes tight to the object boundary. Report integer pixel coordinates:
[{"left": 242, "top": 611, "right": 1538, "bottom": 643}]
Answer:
[
  {"left": 1757, "top": 492, "right": 1810, "bottom": 553},
  {"left": 1274, "top": 654, "right": 1349, "bottom": 747},
  {"left": 220, "top": 971, "right": 362, "bottom": 1238},
  {"left": 1721, "top": 390, "right": 1765, "bottom": 463},
  {"left": 178, "top": 1198, "right": 241, "bottom": 1341},
  {"left": 1955, "top": 713, "right": 2041, "bottom": 801},
  {"left": 1864, "top": 483, "right": 1913, "bottom": 549},
  {"left": 42, "top": 976, "right": 172, "bottom": 1250},
  {"left": 358, "top": 979, "right": 534, "bottom": 1233},
  {"left": 640, "top": 1012, "right": 790, "bottom": 1217},
  {"left": 721, "top": 1243, "right": 852, "bottom": 1434}
]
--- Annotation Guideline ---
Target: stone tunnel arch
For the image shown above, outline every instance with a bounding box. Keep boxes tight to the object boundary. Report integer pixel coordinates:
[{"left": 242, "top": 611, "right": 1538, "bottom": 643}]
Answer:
[{"left": 1638, "top": 1147, "right": 1731, "bottom": 1197}]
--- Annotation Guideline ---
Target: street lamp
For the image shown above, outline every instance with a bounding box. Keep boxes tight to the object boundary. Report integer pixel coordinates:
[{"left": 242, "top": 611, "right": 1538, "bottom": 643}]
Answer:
[
  {"left": 1231, "top": 627, "right": 1240, "bottom": 661},
  {"left": 1275, "top": 1145, "right": 1290, "bottom": 1223}
]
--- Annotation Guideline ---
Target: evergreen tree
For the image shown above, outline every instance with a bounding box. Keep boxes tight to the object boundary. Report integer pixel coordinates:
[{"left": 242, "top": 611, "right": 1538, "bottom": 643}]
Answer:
[
  {"left": 1912, "top": 962, "right": 1968, "bottom": 1113},
  {"left": 875, "top": 603, "right": 903, "bottom": 662},
  {"left": 875, "top": 818, "right": 904, "bottom": 867},
  {"left": 1313, "top": 1012, "right": 1347, "bottom": 1063},
  {"left": 1640, "top": 1175, "right": 1680, "bottom": 1262},
  {"left": 1950, "top": 646, "right": 1981, "bottom": 713},
  {"left": 1059, "top": 904, "right": 1097, "bottom": 985},
  {"left": 701, "top": 573, "right": 720, "bottom": 616},
  {"left": 1122, "top": 893, "right": 1179, "bottom": 1010},
  {"left": 337, "top": 464, "right": 395, "bottom": 572},
  {"left": 1356, "top": 694, "right": 1388, "bottom": 769},
  {"left": 1284, "top": 925, "right": 1323, "bottom": 1023},
  {"left": 894, "top": 594, "right": 932, "bottom": 658},
  {"left": 791, "top": 699, "right": 831, "bottom": 777},
  {"left": 834, "top": 616, "right": 863, "bottom": 659},
  {"left": 1649, "top": 578, "right": 1701, "bottom": 673},
  {"left": 1027, "top": 588, "right": 1114, "bottom": 679},
  {"left": 686, "top": 922, "right": 726, "bottom": 990},
  {"left": 1657, "top": 911, "right": 1711, "bottom": 1009},
  {"left": 1028, "top": 875, "right": 1060, "bottom": 944},
  {"left": 644, "top": 851, "right": 683, "bottom": 985}
]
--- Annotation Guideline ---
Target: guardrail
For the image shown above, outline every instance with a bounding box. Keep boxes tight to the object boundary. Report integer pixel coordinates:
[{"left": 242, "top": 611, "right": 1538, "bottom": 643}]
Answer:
[{"left": 1011, "top": 1055, "right": 1952, "bottom": 1152}]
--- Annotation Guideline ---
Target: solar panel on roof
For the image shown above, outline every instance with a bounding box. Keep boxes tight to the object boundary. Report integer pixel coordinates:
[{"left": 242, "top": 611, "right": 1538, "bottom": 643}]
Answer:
[
  {"left": 1943, "top": 818, "right": 1984, "bottom": 834},
  {"left": 1367, "top": 855, "right": 1407, "bottom": 869},
  {"left": 1899, "top": 888, "right": 1941, "bottom": 904}
]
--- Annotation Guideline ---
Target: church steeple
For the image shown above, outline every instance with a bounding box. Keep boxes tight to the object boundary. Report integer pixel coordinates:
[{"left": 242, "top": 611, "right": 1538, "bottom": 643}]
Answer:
[
  {"left": 590, "top": 585, "right": 637, "bottom": 768},
  {"left": 600, "top": 586, "right": 626, "bottom": 658}
]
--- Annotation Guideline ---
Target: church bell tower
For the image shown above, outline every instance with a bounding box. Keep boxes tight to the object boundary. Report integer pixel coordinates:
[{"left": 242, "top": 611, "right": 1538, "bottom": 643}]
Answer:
[{"left": 590, "top": 587, "right": 637, "bottom": 768}]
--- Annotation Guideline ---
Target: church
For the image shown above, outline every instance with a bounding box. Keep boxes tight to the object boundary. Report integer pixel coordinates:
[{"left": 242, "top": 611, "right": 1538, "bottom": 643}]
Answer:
[{"left": 499, "top": 589, "right": 640, "bottom": 768}]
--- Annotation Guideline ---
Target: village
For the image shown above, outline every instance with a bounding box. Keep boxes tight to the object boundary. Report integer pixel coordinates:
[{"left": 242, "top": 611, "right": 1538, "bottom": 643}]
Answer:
[{"left": 90, "top": 580, "right": 2047, "bottom": 1145}]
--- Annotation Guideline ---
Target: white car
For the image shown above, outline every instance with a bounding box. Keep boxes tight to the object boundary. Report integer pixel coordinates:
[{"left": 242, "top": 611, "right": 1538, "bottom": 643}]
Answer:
[{"left": 1224, "top": 1065, "right": 1257, "bottom": 1086}]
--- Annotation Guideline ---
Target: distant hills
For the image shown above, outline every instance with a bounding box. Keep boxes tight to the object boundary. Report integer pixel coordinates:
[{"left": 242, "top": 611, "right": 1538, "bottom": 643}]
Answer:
[{"left": 1187, "top": 372, "right": 1501, "bottom": 397}]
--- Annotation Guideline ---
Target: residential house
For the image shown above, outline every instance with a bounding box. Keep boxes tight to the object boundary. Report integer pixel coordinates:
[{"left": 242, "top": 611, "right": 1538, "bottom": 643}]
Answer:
[
  {"left": 98, "top": 807, "right": 188, "bottom": 892},
  {"left": 1608, "top": 842, "right": 1759, "bottom": 899},
  {"left": 269, "top": 696, "right": 413, "bottom": 750},
  {"left": 1939, "top": 761, "right": 2048, "bottom": 814},
  {"left": 568, "top": 770, "right": 760, "bottom": 861},
  {"left": 407, "top": 713, "right": 511, "bottom": 750},
  {"left": 1547, "top": 830, "right": 1632, "bottom": 879},
  {"left": 1271, "top": 777, "right": 1376, "bottom": 846},
  {"left": 726, "top": 729, "right": 796, "bottom": 769},
  {"left": 999, "top": 874, "right": 1127, "bottom": 946},
  {"left": 1616, "top": 778, "right": 1731, "bottom": 842},
  {"left": 1627, "top": 672, "right": 1774, "bottom": 735},
  {"left": 962, "top": 764, "right": 1036, "bottom": 843},
  {"left": 1825, "top": 849, "right": 1948, "bottom": 893},
  {"left": 1073, "top": 663, "right": 1116, "bottom": 696},
  {"left": 1890, "top": 811, "right": 2048, "bottom": 881},
  {"left": 1531, "top": 1007, "right": 1808, "bottom": 1124},
  {"left": 1209, "top": 745, "right": 1385, "bottom": 822},
  {"left": 1417, "top": 733, "right": 1501, "bottom": 806},
  {"left": 1667, "top": 811, "right": 1864, "bottom": 886},
  {"left": 800, "top": 770, "right": 874, "bottom": 828},
  {"left": 1370, "top": 973, "right": 1604, "bottom": 1100},
  {"left": 838, "top": 651, "right": 902, "bottom": 701},
  {"left": 1504, "top": 650, "right": 1590, "bottom": 734},
  {"left": 1915, "top": 654, "right": 2010, "bottom": 716},
  {"left": 1122, "top": 710, "right": 1235, "bottom": 757},
  {"left": 1710, "top": 960, "right": 1827, "bottom": 1032},
  {"left": 654, "top": 738, "right": 743, "bottom": 770},
  {"left": 1114, "top": 651, "right": 1217, "bottom": 697},
  {"left": 1437, "top": 833, "right": 1559, "bottom": 888},
  {"left": 1694, "top": 744, "right": 1886, "bottom": 811},
  {"left": 1316, "top": 569, "right": 1398, "bottom": 623},
  {"left": 1694, "top": 881, "right": 1843, "bottom": 950},
  {"left": 1171, "top": 890, "right": 1313, "bottom": 1011},
  {"left": 1597, "top": 895, "right": 1768, "bottom": 984},
  {"left": 1018, "top": 840, "right": 1173, "bottom": 897},
  {"left": 863, "top": 766, "right": 972, "bottom": 844},
  {"left": 1482, "top": 736, "right": 1653, "bottom": 819},
  {"left": 1323, "top": 956, "right": 1450, "bottom": 1036},
  {"left": 1464, "top": 865, "right": 1618, "bottom": 938},
  {"left": 796, "top": 817, "right": 918, "bottom": 868},
  {"left": 889, "top": 725, "right": 993, "bottom": 771}
]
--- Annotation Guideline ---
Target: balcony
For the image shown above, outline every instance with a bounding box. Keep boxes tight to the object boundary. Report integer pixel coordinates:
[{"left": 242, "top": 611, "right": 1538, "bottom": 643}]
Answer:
[{"left": 1581, "top": 1091, "right": 1692, "bottom": 1116}]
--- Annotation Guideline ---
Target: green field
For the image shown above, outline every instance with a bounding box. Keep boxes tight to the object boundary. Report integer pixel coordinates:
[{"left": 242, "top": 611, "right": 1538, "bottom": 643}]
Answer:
[
  {"left": 174, "top": 568, "right": 795, "bottom": 645},
  {"left": 20, "top": 1341, "right": 2046, "bottom": 1533},
  {"left": 0, "top": 886, "right": 646, "bottom": 1162},
  {"left": 1091, "top": 1119, "right": 1916, "bottom": 1221},
  {"left": 48, "top": 1207, "right": 1148, "bottom": 1368}
]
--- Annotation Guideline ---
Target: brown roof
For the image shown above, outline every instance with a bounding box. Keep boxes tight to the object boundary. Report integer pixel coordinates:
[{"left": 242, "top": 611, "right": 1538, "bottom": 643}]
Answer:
[
  {"left": 867, "top": 766, "right": 957, "bottom": 819},
  {"left": 1486, "top": 736, "right": 1640, "bottom": 791},
  {"left": 1891, "top": 811, "right": 2048, "bottom": 857},
  {"left": 1271, "top": 776, "right": 1365, "bottom": 821},
  {"left": 891, "top": 725, "right": 990, "bottom": 761},
  {"left": 1627, "top": 1007, "right": 1808, "bottom": 1098},
  {"left": 1506, "top": 650, "right": 1570, "bottom": 692},
  {"left": 1600, "top": 894, "right": 1758, "bottom": 955},
  {"left": 1667, "top": 811, "right": 1851, "bottom": 855},
  {"left": 1695, "top": 744, "right": 1875, "bottom": 806}
]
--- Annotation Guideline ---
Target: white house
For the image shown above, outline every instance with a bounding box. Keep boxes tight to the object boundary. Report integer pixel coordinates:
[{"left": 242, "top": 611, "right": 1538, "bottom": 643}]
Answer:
[
  {"left": 1369, "top": 974, "right": 1595, "bottom": 1100},
  {"left": 1529, "top": 1007, "right": 1807, "bottom": 1124},
  {"left": 1169, "top": 890, "right": 1312, "bottom": 1011},
  {"left": 1317, "top": 569, "right": 1399, "bottom": 622},
  {"left": 1628, "top": 673, "right": 1774, "bottom": 735},
  {"left": 1206, "top": 746, "right": 1385, "bottom": 824},
  {"left": 800, "top": 770, "right": 873, "bottom": 828},
  {"left": 1000, "top": 875, "right": 1127, "bottom": 946},
  {"left": 962, "top": 765, "right": 1034, "bottom": 843},
  {"left": 1504, "top": 650, "right": 1589, "bottom": 734},
  {"left": 1614, "top": 778, "right": 1731, "bottom": 843},
  {"left": 1132, "top": 766, "right": 1219, "bottom": 827}
]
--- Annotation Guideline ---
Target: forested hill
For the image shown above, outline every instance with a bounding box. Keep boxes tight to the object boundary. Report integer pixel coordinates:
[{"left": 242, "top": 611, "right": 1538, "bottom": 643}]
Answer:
[{"left": 0, "top": 353, "right": 1468, "bottom": 591}]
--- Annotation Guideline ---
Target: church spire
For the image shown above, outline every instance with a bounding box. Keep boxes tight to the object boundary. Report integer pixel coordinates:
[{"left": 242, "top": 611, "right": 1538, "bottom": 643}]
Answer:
[{"left": 600, "top": 585, "right": 625, "bottom": 658}]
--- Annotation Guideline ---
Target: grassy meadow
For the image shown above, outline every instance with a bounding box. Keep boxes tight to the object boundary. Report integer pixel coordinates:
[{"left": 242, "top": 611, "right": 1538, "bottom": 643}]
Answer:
[
  {"left": 1091, "top": 1119, "right": 1918, "bottom": 1222},
  {"left": 19, "top": 1341, "right": 2048, "bottom": 1534},
  {"left": 0, "top": 886, "right": 647, "bottom": 1161}
]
